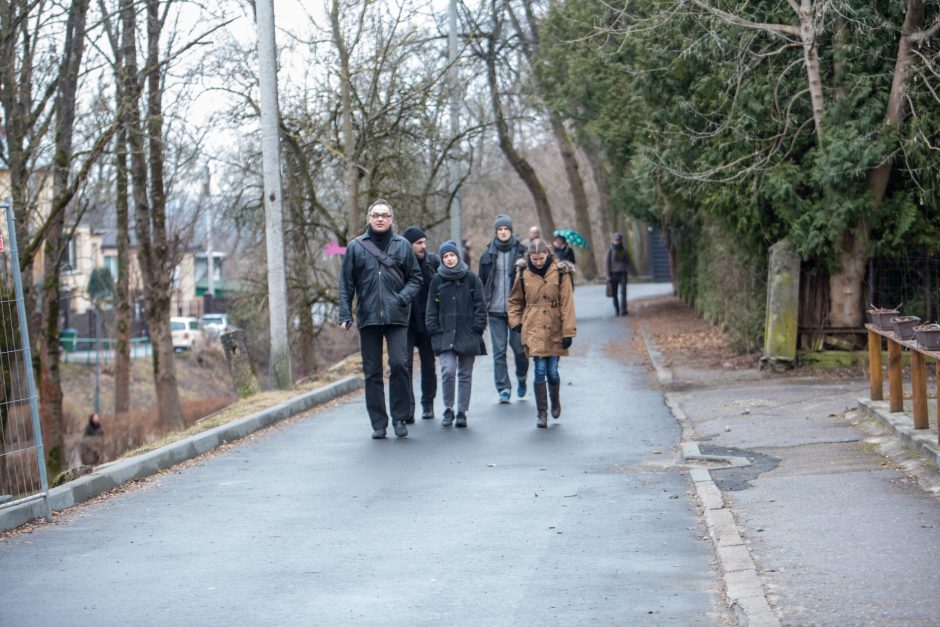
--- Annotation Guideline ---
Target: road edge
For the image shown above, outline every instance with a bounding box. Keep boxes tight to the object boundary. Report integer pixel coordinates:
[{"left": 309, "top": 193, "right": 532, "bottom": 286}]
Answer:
[
  {"left": 0, "top": 375, "right": 365, "bottom": 533},
  {"left": 639, "top": 325, "right": 780, "bottom": 627}
]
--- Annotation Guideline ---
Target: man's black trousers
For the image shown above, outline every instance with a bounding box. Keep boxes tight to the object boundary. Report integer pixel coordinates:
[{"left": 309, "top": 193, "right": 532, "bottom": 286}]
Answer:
[
  {"left": 359, "top": 325, "right": 410, "bottom": 430},
  {"left": 406, "top": 329, "right": 437, "bottom": 416}
]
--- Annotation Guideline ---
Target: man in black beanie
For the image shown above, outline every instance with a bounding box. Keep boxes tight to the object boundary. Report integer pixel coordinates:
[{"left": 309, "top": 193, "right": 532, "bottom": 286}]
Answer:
[
  {"left": 402, "top": 225, "right": 440, "bottom": 421},
  {"left": 478, "top": 214, "right": 529, "bottom": 403}
]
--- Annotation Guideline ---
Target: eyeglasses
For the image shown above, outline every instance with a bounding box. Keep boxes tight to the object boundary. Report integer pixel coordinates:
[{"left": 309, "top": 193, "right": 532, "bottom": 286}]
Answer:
[{"left": 370, "top": 212, "right": 392, "bottom": 219}]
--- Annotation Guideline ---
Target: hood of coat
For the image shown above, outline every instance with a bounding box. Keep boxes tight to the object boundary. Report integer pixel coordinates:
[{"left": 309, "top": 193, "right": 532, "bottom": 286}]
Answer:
[{"left": 515, "top": 257, "right": 576, "bottom": 277}]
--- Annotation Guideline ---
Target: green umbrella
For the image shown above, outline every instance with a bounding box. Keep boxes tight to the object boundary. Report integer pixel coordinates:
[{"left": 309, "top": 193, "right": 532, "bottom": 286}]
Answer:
[{"left": 553, "top": 228, "right": 589, "bottom": 249}]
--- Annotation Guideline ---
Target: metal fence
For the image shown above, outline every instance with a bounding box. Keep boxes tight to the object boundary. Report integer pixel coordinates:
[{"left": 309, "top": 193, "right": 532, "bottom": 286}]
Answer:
[{"left": 0, "top": 200, "right": 50, "bottom": 517}]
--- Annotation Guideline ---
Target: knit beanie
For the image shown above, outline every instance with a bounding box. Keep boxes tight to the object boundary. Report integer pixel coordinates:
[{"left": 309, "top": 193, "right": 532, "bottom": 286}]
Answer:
[
  {"left": 438, "top": 240, "right": 460, "bottom": 258},
  {"left": 402, "top": 226, "right": 426, "bottom": 244},
  {"left": 494, "top": 214, "right": 513, "bottom": 231}
]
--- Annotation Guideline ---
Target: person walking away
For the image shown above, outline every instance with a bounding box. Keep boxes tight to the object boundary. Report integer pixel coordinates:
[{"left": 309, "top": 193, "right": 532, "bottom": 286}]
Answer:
[
  {"left": 425, "top": 241, "right": 486, "bottom": 428},
  {"left": 339, "top": 200, "right": 422, "bottom": 439},
  {"left": 606, "top": 232, "right": 634, "bottom": 316},
  {"left": 508, "top": 238, "right": 577, "bottom": 428},
  {"left": 478, "top": 214, "right": 529, "bottom": 403},
  {"left": 551, "top": 233, "right": 576, "bottom": 264},
  {"left": 402, "top": 226, "right": 440, "bottom": 422}
]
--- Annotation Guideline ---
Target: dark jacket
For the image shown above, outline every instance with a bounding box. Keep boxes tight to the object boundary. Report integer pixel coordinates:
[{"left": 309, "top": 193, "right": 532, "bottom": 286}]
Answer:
[
  {"left": 339, "top": 230, "right": 422, "bottom": 328},
  {"left": 409, "top": 252, "right": 440, "bottom": 335},
  {"left": 425, "top": 271, "right": 487, "bottom": 356},
  {"left": 552, "top": 244, "right": 576, "bottom": 264},
  {"left": 477, "top": 238, "right": 527, "bottom": 313},
  {"left": 606, "top": 244, "right": 636, "bottom": 276}
]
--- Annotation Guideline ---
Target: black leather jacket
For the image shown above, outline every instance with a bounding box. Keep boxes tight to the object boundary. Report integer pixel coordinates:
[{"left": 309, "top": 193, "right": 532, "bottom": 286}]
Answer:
[
  {"left": 410, "top": 252, "right": 440, "bottom": 335},
  {"left": 339, "top": 230, "right": 422, "bottom": 328}
]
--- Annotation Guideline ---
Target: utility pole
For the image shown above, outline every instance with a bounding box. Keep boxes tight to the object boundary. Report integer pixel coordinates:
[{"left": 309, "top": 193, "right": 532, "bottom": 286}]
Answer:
[
  {"left": 448, "top": 0, "right": 461, "bottom": 244},
  {"left": 205, "top": 166, "right": 214, "bottom": 310},
  {"left": 255, "top": 0, "right": 292, "bottom": 389}
]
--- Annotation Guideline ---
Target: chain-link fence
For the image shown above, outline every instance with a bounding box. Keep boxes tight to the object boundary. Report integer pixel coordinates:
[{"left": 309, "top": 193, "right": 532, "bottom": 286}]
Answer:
[{"left": 0, "top": 200, "right": 50, "bottom": 517}]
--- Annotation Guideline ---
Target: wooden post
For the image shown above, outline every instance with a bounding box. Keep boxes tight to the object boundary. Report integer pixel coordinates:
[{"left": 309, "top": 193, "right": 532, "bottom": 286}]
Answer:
[
  {"left": 867, "top": 329, "right": 883, "bottom": 401},
  {"left": 888, "top": 340, "right": 903, "bottom": 413},
  {"left": 220, "top": 329, "right": 262, "bottom": 399},
  {"left": 911, "top": 352, "right": 928, "bottom": 429}
]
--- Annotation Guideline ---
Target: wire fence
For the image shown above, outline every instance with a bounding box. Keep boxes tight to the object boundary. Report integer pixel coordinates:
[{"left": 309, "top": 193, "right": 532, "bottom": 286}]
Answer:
[
  {"left": 0, "top": 200, "right": 50, "bottom": 516},
  {"left": 868, "top": 255, "right": 940, "bottom": 323}
]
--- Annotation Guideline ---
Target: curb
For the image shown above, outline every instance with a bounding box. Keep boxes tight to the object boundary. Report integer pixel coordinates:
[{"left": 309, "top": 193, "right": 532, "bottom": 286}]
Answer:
[
  {"left": 0, "top": 375, "right": 364, "bottom": 533},
  {"left": 641, "top": 331, "right": 780, "bottom": 626},
  {"left": 857, "top": 399, "right": 940, "bottom": 469}
]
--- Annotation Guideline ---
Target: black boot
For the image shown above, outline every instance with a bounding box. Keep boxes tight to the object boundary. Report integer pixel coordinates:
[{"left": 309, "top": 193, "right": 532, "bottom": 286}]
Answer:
[
  {"left": 455, "top": 411, "right": 467, "bottom": 428},
  {"left": 548, "top": 381, "right": 561, "bottom": 419},
  {"left": 534, "top": 382, "right": 548, "bottom": 428}
]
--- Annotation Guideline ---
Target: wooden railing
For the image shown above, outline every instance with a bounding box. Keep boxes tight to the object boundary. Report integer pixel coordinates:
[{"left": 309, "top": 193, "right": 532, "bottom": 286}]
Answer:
[{"left": 866, "top": 323, "right": 938, "bottom": 444}]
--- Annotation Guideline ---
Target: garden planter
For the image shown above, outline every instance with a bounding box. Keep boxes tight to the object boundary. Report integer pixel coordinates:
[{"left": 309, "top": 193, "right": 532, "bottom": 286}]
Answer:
[
  {"left": 914, "top": 324, "right": 940, "bottom": 351},
  {"left": 867, "top": 307, "right": 901, "bottom": 331},
  {"left": 892, "top": 316, "right": 920, "bottom": 340}
]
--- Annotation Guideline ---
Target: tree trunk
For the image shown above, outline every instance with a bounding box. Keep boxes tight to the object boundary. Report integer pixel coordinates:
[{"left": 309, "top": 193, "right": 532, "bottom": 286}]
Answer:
[
  {"left": 797, "top": 0, "right": 826, "bottom": 143},
  {"left": 39, "top": 0, "right": 89, "bottom": 472},
  {"left": 547, "top": 113, "right": 597, "bottom": 278},
  {"left": 829, "top": 1, "right": 926, "bottom": 329},
  {"left": 121, "top": 0, "right": 182, "bottom": 431},
  {"left": 485, "top": 11, "right": 555, "bottom": 235},
  {"left": 583, "top": 136, "right": 614, "bottom": 244},
  {"left": 330, "top": 0, "right": 360, "bottom": 241},
  {"left": 113, "top": 100, "right": 132, "bottom": 414}
]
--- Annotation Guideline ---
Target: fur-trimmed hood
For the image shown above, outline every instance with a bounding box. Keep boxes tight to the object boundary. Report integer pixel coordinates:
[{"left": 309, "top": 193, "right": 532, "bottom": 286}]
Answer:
[{"left": 514, "top": 257, "right": 577, "bottom": 275}]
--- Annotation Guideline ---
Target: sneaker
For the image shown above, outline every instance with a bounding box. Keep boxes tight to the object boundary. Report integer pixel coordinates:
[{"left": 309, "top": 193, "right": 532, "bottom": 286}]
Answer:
[
  {"left": 516, "top": 379, "right": 527, "bottom": 398},
  {"left": 442, "top": 408, "right": 455, "bottom": 427},
  {"left": 371, "top": 428, "right": 387, "bottom": 439},
  {"left": 393, "top": 420, "right": 408, "bottom": 438},
  {"left": 421, "top": 406, "right": 435, "bottom": 420},
  {"left": 455, "top": 412, "right": 467, "bottom": 428},
  {"left": 405, "top": 415, "right": 416, "bottom": 424},
  {"left": 498, "top": 390, "right": 511, "bottom": 404}
]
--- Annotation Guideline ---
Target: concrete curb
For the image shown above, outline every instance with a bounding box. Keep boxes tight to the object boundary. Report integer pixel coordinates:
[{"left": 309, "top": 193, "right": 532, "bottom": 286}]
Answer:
[
  {"left": 641, "top": 331, "right": 780, "bottom": 626},
  {"left": 857, "top": 399, "right": 940, "bottom": 469},
  {"left": 0, "top": 375, "right": 364, "bottom": 533}
]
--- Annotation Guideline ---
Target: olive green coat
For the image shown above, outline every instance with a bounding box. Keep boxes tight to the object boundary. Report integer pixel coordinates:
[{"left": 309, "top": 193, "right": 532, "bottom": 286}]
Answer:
[{"left": 507, "top": 258, "right": 576, "bottom": 357}]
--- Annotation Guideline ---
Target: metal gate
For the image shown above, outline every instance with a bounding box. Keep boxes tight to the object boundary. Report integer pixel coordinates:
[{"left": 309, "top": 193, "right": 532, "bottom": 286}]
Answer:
[{"left": 0, "top": 199, "right": 50, "bottom": 518}]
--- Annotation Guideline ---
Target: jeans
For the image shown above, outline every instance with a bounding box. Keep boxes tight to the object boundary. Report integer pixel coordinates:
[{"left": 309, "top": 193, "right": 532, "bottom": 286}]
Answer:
[
  {"left": 610, "top": 272, "right": 628, "bottom": 314},
  {"left": 533, "top": 356, "right": 560, "bottom": 385},
  {"left": 359, "top": 325, "right": 410, "bottom": 430},
  {"left": 439, "top": 350, "right": 475, "bottom": 413},
  {"left": 406, "top": 329, "right": 437, "bottom": 414},
  {"left": 488, "top": 314, "right": 528, "bottom": 393}
]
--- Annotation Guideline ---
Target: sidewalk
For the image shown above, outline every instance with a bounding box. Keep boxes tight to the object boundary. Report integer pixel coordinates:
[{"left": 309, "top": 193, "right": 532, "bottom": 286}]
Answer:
[{"left": 633, "top": 296, "right": 940, "bottom": 625}]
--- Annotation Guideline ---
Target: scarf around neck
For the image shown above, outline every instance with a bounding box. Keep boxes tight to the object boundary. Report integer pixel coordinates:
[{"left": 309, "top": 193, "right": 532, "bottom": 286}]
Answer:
[
  {"left": 367, "top": 225, "right": 393, "bottom": 251},
  {"left": 493, "top": 235, "right": 517, "bottom": 253},
  {"left": 527, "top": 255, "right": 553, "bottom": 278},
  {"left": 438, "top": 259, "right": 469, "bottom": 281}
]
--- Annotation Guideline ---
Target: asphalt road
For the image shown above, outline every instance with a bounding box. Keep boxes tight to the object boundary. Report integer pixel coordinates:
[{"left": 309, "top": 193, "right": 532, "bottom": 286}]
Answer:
[{"left": 0, "top": 282, "right": 727, "bottom": 626}]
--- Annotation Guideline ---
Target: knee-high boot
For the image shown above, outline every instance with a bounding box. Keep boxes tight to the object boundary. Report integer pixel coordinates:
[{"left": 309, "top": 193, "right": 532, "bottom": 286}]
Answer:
[
  {"left": 534, "top": 382, "right": 548, "bottom": 428},
  {"left": 548, "top": 381, "right": 561, "bottom": 419}
]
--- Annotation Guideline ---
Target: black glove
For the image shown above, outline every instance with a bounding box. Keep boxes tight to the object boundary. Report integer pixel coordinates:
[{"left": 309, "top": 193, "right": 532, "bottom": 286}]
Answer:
[
  {"left": 561, "top": 337, "right": 572, "bottom": 349},
  {"left": 511, "top": 324, "right": 522, "bottom": 333}
]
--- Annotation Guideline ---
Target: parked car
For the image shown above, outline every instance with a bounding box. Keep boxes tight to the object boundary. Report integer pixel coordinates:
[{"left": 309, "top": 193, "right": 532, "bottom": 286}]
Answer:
[
  {"left": 171, "top": 316, "right": 202, "bottom": 352},
  {"left": 199, "top": 313, "right": 231, "bottom": 339}
]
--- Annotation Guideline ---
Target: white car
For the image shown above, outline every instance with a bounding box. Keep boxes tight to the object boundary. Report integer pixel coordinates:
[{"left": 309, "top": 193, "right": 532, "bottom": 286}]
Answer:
[
  {"left": 199, "top": 313, "right": 231, "bottom": 338},
  {"left": 171, "top": 317, "right": 202, "bottom": 352}
]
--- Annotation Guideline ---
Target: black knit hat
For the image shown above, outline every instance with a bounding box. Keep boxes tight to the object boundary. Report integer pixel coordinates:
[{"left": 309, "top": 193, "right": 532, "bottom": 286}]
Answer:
[{"left": 402, "top": 226, "right": 426, "bottom": 244}]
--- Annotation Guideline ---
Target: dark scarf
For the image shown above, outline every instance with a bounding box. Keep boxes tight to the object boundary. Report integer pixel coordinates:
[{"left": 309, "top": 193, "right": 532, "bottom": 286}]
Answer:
[
  {"left": 438, "top": 259, "right": 469, "bottom": 281},
  {"left": 493, "top": 234, "right": 518, "bottom": 253},
  {"left": 367, "top": 225, "right": 393, "bottom": 251},
  {"left": 610, "top": 242, "right": 627, "bottom": 261},
  {"left": 527, "top": 255, "right": 553, "bottom": 277}
]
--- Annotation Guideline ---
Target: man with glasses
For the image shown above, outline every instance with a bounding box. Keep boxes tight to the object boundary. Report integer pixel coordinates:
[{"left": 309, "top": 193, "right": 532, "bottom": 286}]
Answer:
[{"left": 339, "top": 200, "right": 422, "bottom": 439}]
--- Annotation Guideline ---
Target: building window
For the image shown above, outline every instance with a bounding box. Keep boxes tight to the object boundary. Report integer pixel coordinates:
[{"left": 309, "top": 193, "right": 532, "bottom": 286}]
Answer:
[{"left": 104, "top": 255, "right": 119, "bottom": 280}]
